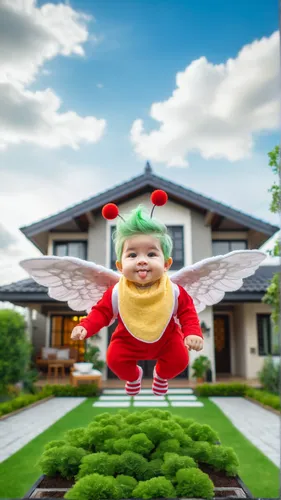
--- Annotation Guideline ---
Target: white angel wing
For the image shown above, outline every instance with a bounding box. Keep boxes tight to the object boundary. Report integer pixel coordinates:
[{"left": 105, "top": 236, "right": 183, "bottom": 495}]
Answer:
[
  {"left": 20, "top": 256, "right": 120, "bottom": 312},
  {"left": 170, "top": 250, "right": 267, "bottom": 313}
]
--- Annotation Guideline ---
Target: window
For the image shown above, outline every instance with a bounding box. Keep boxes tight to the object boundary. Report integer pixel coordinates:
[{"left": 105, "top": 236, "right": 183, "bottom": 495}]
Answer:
[
  {"left": 212, "top": 240, "right": 247, "bottom": 256},
  {"left": 50, "top": 315, "right": 87, "bottom": 361},
  {"left": 110, "top": 225, "right": 184, "bottom": 271},
  {"left": 257, "top": 314, "right": 279, "bottom": 356},
  {"left": 167, "top": 226, "right": 184, "bottom": 270},
  {"left": 110, "top": 226, "right": 117, "bottom": 270},
  {"left": 53, "top": 241, "right": 87, "bottom": 260}
]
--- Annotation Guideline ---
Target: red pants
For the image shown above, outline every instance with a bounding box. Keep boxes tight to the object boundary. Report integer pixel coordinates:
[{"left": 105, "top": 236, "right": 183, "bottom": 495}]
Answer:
[{"left": 106, "top": 328, "right": 189, "bottom": 382}]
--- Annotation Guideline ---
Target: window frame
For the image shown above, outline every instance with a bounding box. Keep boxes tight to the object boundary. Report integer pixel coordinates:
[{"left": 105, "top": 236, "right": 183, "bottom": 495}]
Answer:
[
  {"left": 110, "top": 225, "right": 185, "bottom": 271},
  {"left": 53, "top": 240, "right": 88, "bottom": 260},
  {"left": 212, "top": 239, "right": 248, "bottom": 256},
  {"left": 256, "top": 313, "right": 279, "bottom": 356}
]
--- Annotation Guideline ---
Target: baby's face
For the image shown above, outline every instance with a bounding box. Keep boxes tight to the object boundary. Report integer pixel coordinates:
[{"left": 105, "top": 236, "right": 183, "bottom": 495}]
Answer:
[{"left": 116, "top": 234, "right": 172, "bottom": 286}]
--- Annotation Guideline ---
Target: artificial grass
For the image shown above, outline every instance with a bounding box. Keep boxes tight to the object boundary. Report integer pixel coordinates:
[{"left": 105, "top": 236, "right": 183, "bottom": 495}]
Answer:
[{"left": 0, "top": 397, "right": 279, "bottom": 499}]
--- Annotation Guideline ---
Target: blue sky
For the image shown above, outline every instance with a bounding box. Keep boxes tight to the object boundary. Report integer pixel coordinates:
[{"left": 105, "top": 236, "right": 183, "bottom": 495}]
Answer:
[{"left": 0, "top": 0, "right": 279, "bottom": 283}]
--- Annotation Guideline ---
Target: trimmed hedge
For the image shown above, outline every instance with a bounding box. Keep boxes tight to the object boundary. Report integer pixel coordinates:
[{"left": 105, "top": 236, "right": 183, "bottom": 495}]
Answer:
[
  {"left": 0, "top": 383, "right": 99, "bottom": 418},
  {"left": 246, "top": 388, "right": 280, "bottom": 411},
  {"left": 195, "top": 383, "right": 248, "bottom": 397},
  {"left": 195, "top": 383, "right": 280, "bottom": 412}
]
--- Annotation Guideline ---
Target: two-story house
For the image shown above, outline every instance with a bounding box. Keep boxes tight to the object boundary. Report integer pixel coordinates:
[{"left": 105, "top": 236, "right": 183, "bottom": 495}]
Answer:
[{"left": 0, "top": 163, "right": 278, "bottom": 381}]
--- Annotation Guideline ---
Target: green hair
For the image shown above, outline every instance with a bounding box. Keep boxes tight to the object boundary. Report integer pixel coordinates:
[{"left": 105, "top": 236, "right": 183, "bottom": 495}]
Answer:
[{"left": 113, "top": 205, "right": 173, "bottom": 262}]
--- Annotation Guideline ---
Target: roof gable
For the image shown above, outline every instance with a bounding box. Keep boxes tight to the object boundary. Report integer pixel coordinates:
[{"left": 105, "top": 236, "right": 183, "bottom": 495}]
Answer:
[{"left": 20, "top": 163, "right": 278, "bottom": 241}]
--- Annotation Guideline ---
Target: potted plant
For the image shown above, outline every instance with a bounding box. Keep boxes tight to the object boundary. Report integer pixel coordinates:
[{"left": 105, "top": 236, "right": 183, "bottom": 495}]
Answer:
[
  {"left": 192, "top": 355, "right": 211, "bottom": 383},
  {"left": 83, "top": 345, "right": 105, "bottom": 372}
]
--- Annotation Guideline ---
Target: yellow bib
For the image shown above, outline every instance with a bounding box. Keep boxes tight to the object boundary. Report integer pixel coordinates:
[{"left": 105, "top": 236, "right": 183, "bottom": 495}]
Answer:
[{"left": 118, "top": 274, "right": 175, "bottom": 342}]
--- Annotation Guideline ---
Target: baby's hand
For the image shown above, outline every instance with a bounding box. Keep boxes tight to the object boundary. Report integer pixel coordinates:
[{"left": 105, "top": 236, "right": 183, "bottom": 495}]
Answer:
[
  {"left": 71, "top": 326, "right": 87, "bottom": 340},
  {"left": 184, "top": 335, "right": 203, "bottom": 352}
]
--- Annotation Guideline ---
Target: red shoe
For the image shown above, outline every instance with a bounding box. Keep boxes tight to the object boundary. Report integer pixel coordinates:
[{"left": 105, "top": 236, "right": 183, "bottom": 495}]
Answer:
[
  {"left": 125, "top": 366, "right": 143, "bottom": 396},
  {"left": 152, "top": 368, "right": 168, "bottom": 396}
]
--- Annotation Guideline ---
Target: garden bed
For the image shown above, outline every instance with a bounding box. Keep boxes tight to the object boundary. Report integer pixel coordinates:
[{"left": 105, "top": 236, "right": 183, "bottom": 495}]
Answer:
[
  {"left": 23, "top": 409, "right": 255, "bottom": 500},
  {"left": 24, "top": 467, "right": 252, "bottom": 499}
]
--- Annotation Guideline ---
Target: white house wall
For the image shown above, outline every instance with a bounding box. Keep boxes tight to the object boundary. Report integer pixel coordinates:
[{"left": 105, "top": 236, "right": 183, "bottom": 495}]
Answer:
[
  {"left": 233, "top": 304, "right": 247, "bottom": 377},
  {"left": 243, "top": 302, "right": 273, "bottom": 379}
]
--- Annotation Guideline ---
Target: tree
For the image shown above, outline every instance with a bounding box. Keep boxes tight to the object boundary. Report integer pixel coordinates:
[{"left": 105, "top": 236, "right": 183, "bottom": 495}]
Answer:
[
  {"left": 262, "top": 146, "right": 280, "bottom": 333},
  {"left": 0, "top": 309, "right": 31, "bottom": 393}
]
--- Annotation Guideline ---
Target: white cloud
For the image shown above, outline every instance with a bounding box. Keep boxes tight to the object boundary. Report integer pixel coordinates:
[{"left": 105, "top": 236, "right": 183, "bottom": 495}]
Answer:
[
  {"left": 0, "top": 161, "right": 114, "bottom": 285},
  {"left": 0, "top": 0, "right": 106, "bottom": 150},
  {"left": 131, "top": 31, "right": 280, "bottom": 167}
]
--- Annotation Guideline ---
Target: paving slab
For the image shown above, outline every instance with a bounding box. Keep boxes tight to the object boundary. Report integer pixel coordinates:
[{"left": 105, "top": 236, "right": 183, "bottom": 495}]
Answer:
[
  {"left": 210, "top": 397, "right": 280, "bottom": 467},
  {"left": 0, "top": 397, "right": 85, "bottom": 463}
]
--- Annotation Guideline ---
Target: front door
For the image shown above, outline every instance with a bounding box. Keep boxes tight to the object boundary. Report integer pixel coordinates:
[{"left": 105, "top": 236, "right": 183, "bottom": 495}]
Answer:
[
  {"left": 214, "top": 315, "right": 231, "bottom": 374},
  {"left": 107, "top": 322, "right": 188, "bottom": 379}
]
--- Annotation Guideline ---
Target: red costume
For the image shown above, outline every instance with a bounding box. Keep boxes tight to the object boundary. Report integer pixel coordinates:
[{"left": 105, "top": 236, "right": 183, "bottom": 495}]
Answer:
[{"left": 79, "top": 284, "right": 202, "bottom": 382}]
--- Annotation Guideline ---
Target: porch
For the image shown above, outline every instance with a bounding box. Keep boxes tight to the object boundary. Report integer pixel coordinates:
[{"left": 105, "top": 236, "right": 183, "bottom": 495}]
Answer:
[{"left": 35, "top": 373, "right": 261, "bottom": 389}]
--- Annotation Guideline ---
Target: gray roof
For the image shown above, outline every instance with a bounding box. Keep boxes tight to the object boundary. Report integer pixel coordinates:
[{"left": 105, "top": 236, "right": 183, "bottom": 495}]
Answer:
[
  {"left": 0, "top": 266, "right": 278, "bottom": 304},
  {"left": 20, "top": 163, "right": 278, "bottom": 238}
]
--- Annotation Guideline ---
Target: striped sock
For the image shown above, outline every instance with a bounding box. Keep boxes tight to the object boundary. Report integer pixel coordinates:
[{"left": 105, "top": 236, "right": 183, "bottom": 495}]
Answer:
[
  {"left": 125, "top": 366, "right": 143, "bottom": 396},
  {"left": 152, "top": 368, "right": 168, "bottom": 396}
]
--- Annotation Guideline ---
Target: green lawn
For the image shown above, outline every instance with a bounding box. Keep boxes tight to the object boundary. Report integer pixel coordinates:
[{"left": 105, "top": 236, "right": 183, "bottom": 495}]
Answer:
[{"left": 0, "top": 397, "right": 279, "bottom": 499}]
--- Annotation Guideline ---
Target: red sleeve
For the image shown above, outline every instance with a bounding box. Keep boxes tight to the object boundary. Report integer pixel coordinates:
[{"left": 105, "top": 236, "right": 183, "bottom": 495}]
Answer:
[
  {"left": 176, "top": 285, "right": 203, "bottom": 339},
  {"left": 78, "top": 286, "right": 114, "bottom": 339}
]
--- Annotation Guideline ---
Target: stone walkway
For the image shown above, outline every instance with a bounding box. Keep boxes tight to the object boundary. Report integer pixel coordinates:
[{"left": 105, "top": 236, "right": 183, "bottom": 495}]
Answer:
[
  {"left": 93, "top": 388, "right": 204, "bottom": 408},
  {"left": 0, "top": 397, "right": 85, "bottom": 463},
  {"left": 211, "top": 397, "right": 280, "bottom": 467},
  {"left": 1, "top": 394, "right": 279, "bottom": 468}
]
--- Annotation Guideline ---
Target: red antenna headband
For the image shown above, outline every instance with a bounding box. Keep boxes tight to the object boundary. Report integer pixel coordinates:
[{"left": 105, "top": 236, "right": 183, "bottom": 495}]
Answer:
[{"left": 101, "top": 190, "right": 168, "bottom": 221}]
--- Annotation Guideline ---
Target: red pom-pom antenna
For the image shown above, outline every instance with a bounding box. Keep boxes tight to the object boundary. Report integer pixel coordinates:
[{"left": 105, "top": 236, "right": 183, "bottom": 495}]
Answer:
[
  {"left": 150, "top": 190, "right": 168, "bottom": 217},
  {"left": 151, "top": 190, "right": 168, "bottom": 206},
  {"left": 102, "top": 203, "right": 119, "bottom": 220}
]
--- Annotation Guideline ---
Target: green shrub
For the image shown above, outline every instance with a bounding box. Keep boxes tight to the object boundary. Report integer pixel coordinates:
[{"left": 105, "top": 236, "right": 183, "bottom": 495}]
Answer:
[
  {"left": 246, "top": 387, "right": 280, "bottom": 410},
  {"left": 132, "top": 477, "right": 176, "bottom": 499},
  {"left": 187, "top": 423, "right": 219, "bottom": 444},
  {"left": 115, "top": 451, "right": 147, "bottom": 480},
  {"left": 38, "top": 445, "right": 87, "bottom": 479},
  {"left": 129, "top": 433, "right": 154, "bottom": 456},
  {"left": 0, "top": 390, "right": 49, "bottom": 417},
  {"left": 161, "top": 452, "right": 197, "bottom": 479},
  {"left": 173, "top": 416, "right": 195, "bottom": 431},
  {"left": 93, "top": 413, "right": 124, "bottom": 428},
  {"left": 44, "top": 383, "right": 99, "bottom": 397},
  {"left": 151, "top": 439, "right": 180, "bottom": 459},
  {"left": 113, "top": 438, "right": 131, "bottom": 454},
  {"left": 38, "top": 409, "right": 240, "bottom": 487},
  {"left": 139, "top": 459, "right": 164, "bottom": 480},
  {"left": 0, "top": 310, "right": 31, "bottom": 393},
  {"left": 258, "top": 357, "right": 280, "bottom": 394},
  {"left": 119, "top": 424, "right": 140, "bottom": 438},
  {"left": 77, "top": 452, "right": 116, "bottom": 479},
  {"left": 138, "top": 419, "right": 173, "bottom": 445},
  {"left": 102, "top": 438, "right": 117, "bottom": 454},
  {"left": 65, "top": 473, "right": 120, "bottom": 500},
  {"left": 116, "top": 475, "right": 137, "bottom": 497},
  {"left": 185, "top": 441, "right": 213, "bottom": 463},
  {"left": 208, "top": 445, "right": 239, "bottom": 476},
  {"left": 140, "top": 409, "right": 172, "bottom": 421},
  {"left": 195, "top": 383, "right": 248, "bottom": 397},
  {"left": 65, "top": 427, "right": 89, "bottom": 449},
  {"left": 86, "top": 424, "right": 119, "bottom": 451},
  {"left": 44, "top": 440, "right": 66, "bottom": 451},
  {"left": 176, "top": 468, "right": 214, "bottom": 499}
]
